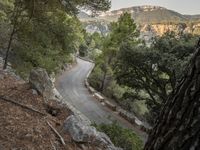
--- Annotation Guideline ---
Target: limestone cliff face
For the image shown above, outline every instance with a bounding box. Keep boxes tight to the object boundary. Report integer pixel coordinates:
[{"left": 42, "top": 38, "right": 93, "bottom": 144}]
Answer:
[
  {"left": 82, "top": 21, "right": 200, "bottom": 40},
  {"left": 140, "top": 23, "right": 200, "bottom": 36},
  {"left": 138, "top": 23, "right": 200, "bottom": 44}
]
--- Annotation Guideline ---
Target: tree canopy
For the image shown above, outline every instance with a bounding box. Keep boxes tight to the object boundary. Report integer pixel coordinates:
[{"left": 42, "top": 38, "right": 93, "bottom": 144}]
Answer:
[
  {"left": 0, "top": 0, "right": 111, "bottom": 76},
  {"left": 115, "top": 32, "right": 197, "bottom": 122},
  {"left": 89, "top": 12, "right": 198, "bottom": 124},
  {"left": 89, "top": 13, "right": 138, "bottom": 94},
  {"left": 144, "top": 38, "right": 200, "bottom": 150}
]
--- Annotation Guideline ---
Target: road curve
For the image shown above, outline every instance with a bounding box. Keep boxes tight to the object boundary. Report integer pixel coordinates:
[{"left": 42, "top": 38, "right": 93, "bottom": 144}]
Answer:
[{"left": 55, "top": 58, "right": 147, "bottom": 140}]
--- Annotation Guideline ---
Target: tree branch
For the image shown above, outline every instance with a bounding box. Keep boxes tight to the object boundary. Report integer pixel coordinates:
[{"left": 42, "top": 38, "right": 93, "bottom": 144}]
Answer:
[
  {"left": 0, "top": 96, "right": 46, "bottom": 116},
  {"left": 47, "top": 121, "right": 66, "bottom": 146}
]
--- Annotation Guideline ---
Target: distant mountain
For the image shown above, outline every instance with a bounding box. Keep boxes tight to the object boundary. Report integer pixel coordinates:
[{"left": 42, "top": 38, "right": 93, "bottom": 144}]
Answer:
[
  {"left": 80, "top": 5, "right": 200, "bottom": 24},
  {"left": 184, "top": 14, "right": 200, "bottom": 21},
  {"left": 99, "top": 6, "right": 188, "bottom": 24},
  {"left": 79, "top": 5, "right": 200, "bottom": 39}
]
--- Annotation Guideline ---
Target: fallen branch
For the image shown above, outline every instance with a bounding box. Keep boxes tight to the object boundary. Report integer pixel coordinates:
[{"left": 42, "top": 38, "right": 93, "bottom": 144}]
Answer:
[
  {"left": 46, "top": 121, "right": 66, "bottom": 146},
  {"left": 0, "top": 96, "right": 46, "bottom": 116}
]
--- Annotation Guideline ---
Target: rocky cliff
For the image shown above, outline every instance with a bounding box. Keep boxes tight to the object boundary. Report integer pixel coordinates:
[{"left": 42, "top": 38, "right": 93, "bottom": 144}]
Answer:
[{"left": 79, "top": 5, "right": 200, "bottom": 38}]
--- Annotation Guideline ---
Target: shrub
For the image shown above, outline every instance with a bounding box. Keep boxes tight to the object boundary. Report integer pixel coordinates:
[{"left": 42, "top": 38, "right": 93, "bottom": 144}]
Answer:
[{"left": 93, "top": 122, "right": 143, "bottom": 150}]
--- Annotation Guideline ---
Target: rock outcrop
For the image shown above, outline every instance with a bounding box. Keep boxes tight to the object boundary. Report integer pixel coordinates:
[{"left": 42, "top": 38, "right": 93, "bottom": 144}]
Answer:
[
  {"left": 29, "top": 68, "right": 56, "bottom": 99},
  {"left": 0, "top": 56, "right": 22, "bottom": 81},
  {"left": 64, "top": 115, "right": 121, "bottom": 150},
  {"left": 29, "top": 68, "right": 91, "bottom": 124},
  {"left": 29, "top": 68, "right": 120, "bottom": 149}
]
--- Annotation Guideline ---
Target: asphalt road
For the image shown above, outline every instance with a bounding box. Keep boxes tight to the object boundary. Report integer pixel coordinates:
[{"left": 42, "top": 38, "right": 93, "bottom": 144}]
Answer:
[{"left": 55, "top": 58, "right": 147, "bottom": 140}]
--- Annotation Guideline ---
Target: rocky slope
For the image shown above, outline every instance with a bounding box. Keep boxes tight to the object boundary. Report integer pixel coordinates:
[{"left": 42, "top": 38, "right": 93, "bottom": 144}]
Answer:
[
  {"left": 79, "top": 5, "right": 200, "bottom": 38},
  {"left": 0, "top": 69, "right": 74, "bottom": 149},
  {"left": 0, "top": 59, "right": 120, "bottom": 150}
]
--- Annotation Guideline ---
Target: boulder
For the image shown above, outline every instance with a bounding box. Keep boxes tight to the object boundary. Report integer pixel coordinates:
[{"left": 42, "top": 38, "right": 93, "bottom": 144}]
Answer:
[
  {"left": 29, "top": 68, "right": 55, "bottom": 99},
  {"left": 31, "top": 89, "right": 38, "bottom": 95},
  {"left": 64, "top": 115, "right": 121, "bottom": 150}
]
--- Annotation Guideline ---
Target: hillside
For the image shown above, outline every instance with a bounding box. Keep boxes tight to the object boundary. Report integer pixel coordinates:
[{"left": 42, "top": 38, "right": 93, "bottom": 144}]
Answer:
[
  {"left": 0, "top": 69, "right": 74, "bottom": 149},
  {"left": 0, "top": 61, "right": 121, "bottom": 150},
  {"left": 98, "top": 5, "right": 200, "bottom": 24},
  {"left": 79, "top": 5, "right": 200, "bottom": 37}
]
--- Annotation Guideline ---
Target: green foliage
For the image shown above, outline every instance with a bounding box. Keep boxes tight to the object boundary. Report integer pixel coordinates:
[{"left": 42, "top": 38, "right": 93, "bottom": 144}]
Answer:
[
  {"left": 110, "top": 12, "right": 138, "bottom": 46},
  {"left": 79, "top": 31, "right": 104, "bottom": 60},
  {"left": 0, "top": 0, "right": 110, "bottom": 75},
  {"left": 89, "top": 64, "right": 105, "bottom": 91},
  {"left": 93, "top": 122, "right": 143, "bottom": 150},
  {"left": 105, "top": 80, "right": 126, "bottom": 100},
  {"left": 79, "top": 44, "right": 88, "bottom": 57},
  {"left": 102, "top": 12, "right": 138, "bottom": 60},
  {"left": 90, "top": 32, "right": 103, "bottom": 49},
  {"left": 89, "top": 12, "right": 138, "bottom": 96},
  {"left": 13, "top": 10, "right": 82, "bottom": 76},
  {"left": 115, "top": 32, "right": 198, "bottom": 121},
  {"left": 88, "top": 13, "right": 144, "bottom": 121},
  {"left": 90, "top": 15, "right": 198, "bottom": 124}
]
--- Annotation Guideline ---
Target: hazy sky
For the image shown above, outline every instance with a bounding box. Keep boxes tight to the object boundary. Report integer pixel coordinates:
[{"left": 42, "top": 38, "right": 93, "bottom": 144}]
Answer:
[{"left": 111, "top": 0, "right": 200, "bottom": 15}]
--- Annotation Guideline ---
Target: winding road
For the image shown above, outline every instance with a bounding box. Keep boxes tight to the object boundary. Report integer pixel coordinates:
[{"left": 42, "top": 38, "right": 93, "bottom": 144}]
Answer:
[{"left": 55, "top": 58, "right": 147, "bottom": 140}]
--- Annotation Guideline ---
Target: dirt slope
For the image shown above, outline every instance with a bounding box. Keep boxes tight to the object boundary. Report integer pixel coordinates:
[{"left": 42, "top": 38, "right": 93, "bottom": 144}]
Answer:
[{"left": 0, "top": 70, "right": 96, "bottom": 150}]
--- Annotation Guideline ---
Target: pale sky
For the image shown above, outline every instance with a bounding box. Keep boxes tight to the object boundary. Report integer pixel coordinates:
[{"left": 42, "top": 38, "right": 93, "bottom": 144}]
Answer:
[{"left": 111, "top": 0, "right": 200, "bottom": 15}]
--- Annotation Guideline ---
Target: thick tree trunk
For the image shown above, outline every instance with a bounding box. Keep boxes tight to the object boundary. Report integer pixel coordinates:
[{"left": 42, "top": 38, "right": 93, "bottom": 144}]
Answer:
[{"left": 144, "top": 39, "right": 200, "bottom": 150}]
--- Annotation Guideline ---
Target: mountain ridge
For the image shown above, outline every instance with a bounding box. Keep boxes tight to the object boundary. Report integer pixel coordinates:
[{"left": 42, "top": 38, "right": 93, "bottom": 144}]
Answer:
[
  {"left": 79, "top": 5, "right": 200, "bottom": 23},
  {"left": 103, "top": 5, "right": 200, "bottom": 16},
  {"left": 79, "top": 5, "right": 200, "bottom": 38}
]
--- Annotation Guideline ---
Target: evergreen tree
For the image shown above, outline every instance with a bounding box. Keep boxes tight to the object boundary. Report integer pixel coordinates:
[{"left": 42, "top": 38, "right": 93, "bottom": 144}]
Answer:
[{"left": 144, "top": 38, "right": 200, "bottom": 150}]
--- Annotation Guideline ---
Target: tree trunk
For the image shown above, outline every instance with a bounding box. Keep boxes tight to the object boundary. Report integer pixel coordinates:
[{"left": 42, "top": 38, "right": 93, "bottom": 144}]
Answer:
[
  {"left": 3, "top": 28, "right": 15, "bottom": 70},
  {"left": 100, "top": 56, "right": 112, "bottom": 92},
  {"left": 144, "top": 39, "right": 200, "bottom": 150},
  {"left": 100, "top": 68, "right": 107, "bottom": 92}
]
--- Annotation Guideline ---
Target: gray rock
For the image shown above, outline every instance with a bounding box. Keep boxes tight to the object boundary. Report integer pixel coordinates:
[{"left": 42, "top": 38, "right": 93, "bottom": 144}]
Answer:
[
  {"left": 29, "top": 68, "right": 55, "bottom": 99},
  {"left": 32, "top": 89, "right": 38, "bottom": 95},
  {"left": 50, "top": 72, "right": 56, "bottom": 83},
  {"left": 64, "top": 115, "right": 122, "bottom": 150}
]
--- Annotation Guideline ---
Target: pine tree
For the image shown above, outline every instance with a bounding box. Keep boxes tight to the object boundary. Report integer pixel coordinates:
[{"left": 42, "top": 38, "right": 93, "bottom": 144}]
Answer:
[{"left": 144, "top": 38, "right": 200, "bottom": 150}]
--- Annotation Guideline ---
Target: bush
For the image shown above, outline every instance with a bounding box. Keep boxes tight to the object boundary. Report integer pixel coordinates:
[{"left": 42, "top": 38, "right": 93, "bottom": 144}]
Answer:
[
  {"left": 93, "top": 122, "right": 143, "bottom": 150},
  {"left": 105, "top": 80, "right": 126, "bottom": 100},
  {"left": 88, "top": 66, "right": 104, "bottom": 90},
  {"left": 79, "top": 44, "right": 88, "bottom": 57}
]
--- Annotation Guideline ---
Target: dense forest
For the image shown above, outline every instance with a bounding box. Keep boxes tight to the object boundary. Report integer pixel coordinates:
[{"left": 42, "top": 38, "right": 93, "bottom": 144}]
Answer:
[
  {"left": 0, "top": 0, "right": 110, "bottom": 77},
  {"left": 1, "top": 0, "right": 200, "bottom": 150}
]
